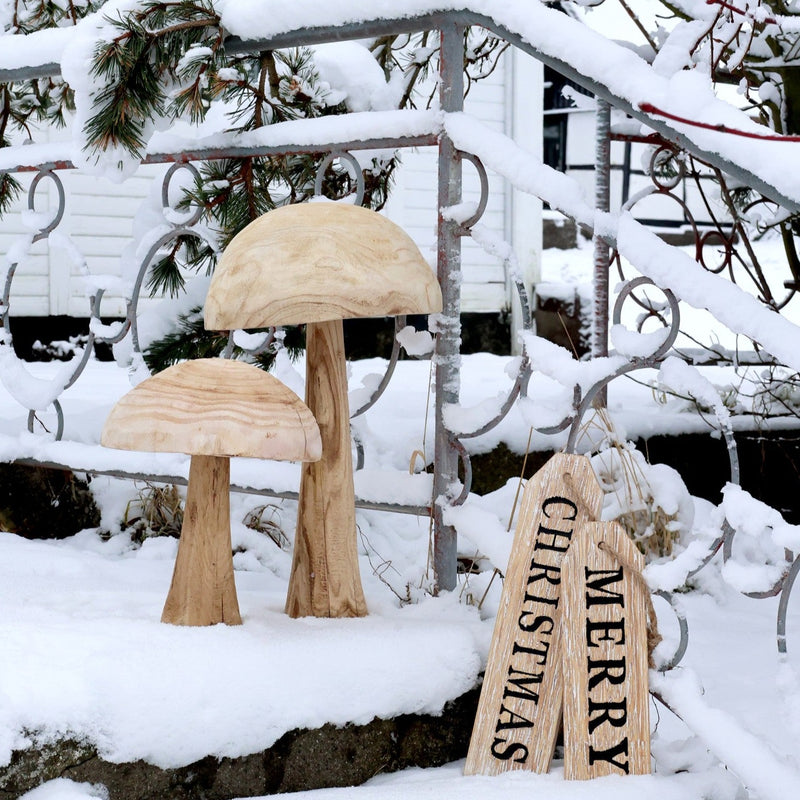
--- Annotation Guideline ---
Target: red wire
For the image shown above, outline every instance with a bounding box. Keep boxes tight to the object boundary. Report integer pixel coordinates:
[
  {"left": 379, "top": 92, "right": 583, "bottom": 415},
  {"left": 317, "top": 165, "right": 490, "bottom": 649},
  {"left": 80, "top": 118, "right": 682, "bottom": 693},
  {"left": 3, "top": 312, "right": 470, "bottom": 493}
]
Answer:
[
  {"left": 639, "top": 102, "right": 800, "bottom": 142},
  {"left": 705, "top": 0, "right": 777, "bottom": 24}
]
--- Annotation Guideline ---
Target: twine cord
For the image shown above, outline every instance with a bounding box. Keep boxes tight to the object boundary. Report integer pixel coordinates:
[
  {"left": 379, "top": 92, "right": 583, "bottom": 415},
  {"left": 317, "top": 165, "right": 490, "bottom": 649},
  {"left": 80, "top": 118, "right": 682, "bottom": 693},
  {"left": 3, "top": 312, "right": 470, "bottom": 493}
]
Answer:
[{"left": 563, "top": 471, "right": 596, "bottom": 520}]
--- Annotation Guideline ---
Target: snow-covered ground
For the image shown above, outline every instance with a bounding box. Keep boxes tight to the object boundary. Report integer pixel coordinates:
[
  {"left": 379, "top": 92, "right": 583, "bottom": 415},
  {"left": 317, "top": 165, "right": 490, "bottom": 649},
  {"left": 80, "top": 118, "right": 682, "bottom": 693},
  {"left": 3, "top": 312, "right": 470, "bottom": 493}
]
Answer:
[
  {"left": 2, "top": 231, "right": 800, "bottom": 800},
  {"left": 0, "top": 336, "right": 799, "bottom": 799},
  {"left": 3, "top": 0, "right": 800, "bottom": 796}
]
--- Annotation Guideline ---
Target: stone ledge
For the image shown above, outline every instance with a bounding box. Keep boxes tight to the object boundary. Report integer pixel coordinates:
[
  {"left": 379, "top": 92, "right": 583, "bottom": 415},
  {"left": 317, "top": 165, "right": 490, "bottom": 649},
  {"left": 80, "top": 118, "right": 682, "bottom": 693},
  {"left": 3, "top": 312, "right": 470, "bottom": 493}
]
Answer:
[{"left": 0, "top": 688, "right": 480, "bottom": 800}]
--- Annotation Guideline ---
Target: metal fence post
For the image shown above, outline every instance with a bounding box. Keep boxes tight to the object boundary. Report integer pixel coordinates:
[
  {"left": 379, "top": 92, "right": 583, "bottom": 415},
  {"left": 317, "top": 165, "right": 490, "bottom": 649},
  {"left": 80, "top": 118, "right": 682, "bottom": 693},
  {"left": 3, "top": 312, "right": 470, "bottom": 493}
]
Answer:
[
  {"left": 433, "top": 20, "right": 464, "bottom": 593},
  {"left": 592, "top": 98, "right": 612, "bottom": 406}
]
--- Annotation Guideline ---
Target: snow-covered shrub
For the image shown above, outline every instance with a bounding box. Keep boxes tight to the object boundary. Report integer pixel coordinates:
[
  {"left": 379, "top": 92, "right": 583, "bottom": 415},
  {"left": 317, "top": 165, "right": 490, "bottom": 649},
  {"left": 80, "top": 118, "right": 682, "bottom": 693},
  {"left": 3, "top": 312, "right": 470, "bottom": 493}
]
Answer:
[
  {"left": 122, "top": 483, "right": 184, "bottom": 543},
  {"left": 242, "top": 503, "right": 289, "bottom": 551},
  {"left": 751, "top": 366, "right": 800, "bottom": 420},
  {"left": 590, "top": 441, "right": 694, "bottom": 559}
]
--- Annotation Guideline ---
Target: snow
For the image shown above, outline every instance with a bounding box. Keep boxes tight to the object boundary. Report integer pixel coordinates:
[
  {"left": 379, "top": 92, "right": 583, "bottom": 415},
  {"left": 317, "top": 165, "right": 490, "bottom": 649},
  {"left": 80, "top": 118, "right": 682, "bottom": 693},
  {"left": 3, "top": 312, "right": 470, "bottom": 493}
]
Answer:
[
  {"left": 147, "top": 109, "right": 441, "bottom": 158},
  {"left": 651, "top": 666, "right": 800, "bottom": 800},
  {"left": 610, "top": 323, "right": 670, "bottom": 359},
  {"left": 236, "top": 761, "right": 744, "bottom": 800},
  {"left": 313, "top": 42, "right": 402, "bottom": 112},
  {"left": 3, "top": 1, "right": 800, "bottom": 798},
  {"left": 0, "top": 533, "right": 483, "bottom": 768},
  {"left": 0, "top": 354, "right": 798, "bottom": 800},
  {"left": 4, "top": 0, "right": 800, "bottom": 207},
  {"left": 396, "top": 325, "right": 435, "bottom": 357},
  {"left": 19, "top": 780, "right": 107, "bottom": 800}
]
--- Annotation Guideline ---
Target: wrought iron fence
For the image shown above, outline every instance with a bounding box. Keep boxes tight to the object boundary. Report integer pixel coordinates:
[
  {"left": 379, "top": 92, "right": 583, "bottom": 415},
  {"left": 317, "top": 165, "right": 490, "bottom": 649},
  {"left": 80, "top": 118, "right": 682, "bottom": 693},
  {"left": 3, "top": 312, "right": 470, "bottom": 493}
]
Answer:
[{"left": 0, "top": 9, "right": 797, "bottom": 662}]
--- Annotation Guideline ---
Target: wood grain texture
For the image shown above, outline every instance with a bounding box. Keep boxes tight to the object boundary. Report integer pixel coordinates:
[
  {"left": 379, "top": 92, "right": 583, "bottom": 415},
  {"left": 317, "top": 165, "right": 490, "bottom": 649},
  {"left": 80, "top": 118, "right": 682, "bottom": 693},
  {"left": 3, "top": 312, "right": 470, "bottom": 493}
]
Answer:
[
  {"left": 204, "top": 203, "right": 442, "bottom": 329},
  {"left": 101, "top": 358, "right": 321, "bottom": 461},
  {"left": 285, "top": 319, "right": 368, "bottom": 618},
  {"left": 161, "top": 454, "right": 242, "bottom": 626},
  {"left": 464, "top": 453, "right": 603, "bottom": 776},
  {"left": 561, "top": 522, "right": 651, "bottom": 779}
]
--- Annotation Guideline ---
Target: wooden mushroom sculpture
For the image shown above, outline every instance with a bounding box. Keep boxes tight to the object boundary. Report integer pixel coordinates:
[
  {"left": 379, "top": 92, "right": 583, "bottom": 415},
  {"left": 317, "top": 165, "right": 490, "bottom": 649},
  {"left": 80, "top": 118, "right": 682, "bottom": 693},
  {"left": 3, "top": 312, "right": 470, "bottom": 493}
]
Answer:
[
  {"left": 204, "top": 203, "right": 443, "bottom": 618},
  {"left": 101, "top": 358, "right": 321, "bottom": 626}
]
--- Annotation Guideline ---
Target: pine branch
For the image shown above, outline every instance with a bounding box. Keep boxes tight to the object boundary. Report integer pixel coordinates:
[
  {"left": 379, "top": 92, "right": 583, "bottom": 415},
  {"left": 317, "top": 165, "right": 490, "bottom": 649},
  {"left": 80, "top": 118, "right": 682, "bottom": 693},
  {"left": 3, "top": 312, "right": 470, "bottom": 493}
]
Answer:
[{"left": 85, "top": 0, "right": 222, "bottom": 155}]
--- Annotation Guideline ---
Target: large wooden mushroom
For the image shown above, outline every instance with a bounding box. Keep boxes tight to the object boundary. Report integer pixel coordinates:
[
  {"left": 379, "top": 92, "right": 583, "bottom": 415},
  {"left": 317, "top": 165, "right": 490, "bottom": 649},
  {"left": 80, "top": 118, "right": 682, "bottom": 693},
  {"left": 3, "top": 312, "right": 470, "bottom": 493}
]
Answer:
[
  {"left": 101, "top": 358, "right": 321, "bottom": 626},
  {"left": 204, "top": 203, "right": 442, "bottom": 618}
]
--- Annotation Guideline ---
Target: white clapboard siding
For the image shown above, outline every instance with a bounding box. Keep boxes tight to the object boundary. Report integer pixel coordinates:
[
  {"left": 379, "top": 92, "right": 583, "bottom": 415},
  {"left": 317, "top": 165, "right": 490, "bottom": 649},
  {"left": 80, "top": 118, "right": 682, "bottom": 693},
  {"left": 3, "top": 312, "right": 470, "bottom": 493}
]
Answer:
[
  {"left": 0, "top": 128, "right": 158, "bottom": 319},
  {"left": 1, "top": 195, "right": 52, "bottom": 318},
  {"left": 1, "top": 49, "right": 542, "bottom": 326},
  {"left": 61, "top": 165, "right": 161, "bottom": 319},
  {"left": 386, "top": 49, "right": 542, "bottom": 325},
  {"left": 385, "top": 50, "right": 511, "bottom": 314}
]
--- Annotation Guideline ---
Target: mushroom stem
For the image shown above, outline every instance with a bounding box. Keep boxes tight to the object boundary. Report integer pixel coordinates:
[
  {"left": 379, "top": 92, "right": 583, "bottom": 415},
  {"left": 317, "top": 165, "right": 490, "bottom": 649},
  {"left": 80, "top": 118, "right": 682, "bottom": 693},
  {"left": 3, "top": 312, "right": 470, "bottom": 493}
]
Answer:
[
  {"left": 161, "top": 454, "right": 242, "bottom": 626},
  {"left": 286, "top": 319, "right": 368, "bottom": 618}
]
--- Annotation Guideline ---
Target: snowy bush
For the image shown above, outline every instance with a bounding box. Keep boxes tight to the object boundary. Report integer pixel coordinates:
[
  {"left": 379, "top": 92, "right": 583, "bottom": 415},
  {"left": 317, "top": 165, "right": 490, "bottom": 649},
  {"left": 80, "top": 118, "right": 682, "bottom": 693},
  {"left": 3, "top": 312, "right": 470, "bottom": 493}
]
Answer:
[{"left": 590, "top": 442, "right": 694, "bottom": 558}]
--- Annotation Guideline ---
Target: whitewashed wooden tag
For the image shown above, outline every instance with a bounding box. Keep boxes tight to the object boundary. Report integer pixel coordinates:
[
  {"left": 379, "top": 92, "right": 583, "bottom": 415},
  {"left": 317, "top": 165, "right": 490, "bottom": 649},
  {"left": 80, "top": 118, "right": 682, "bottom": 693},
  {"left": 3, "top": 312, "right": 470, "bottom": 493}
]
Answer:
[
  {"left": 561, "top": 522, "right": 651, "bottom": 779},
  {"left": 464, "top": 453, "right": 603, "bottom": 776}
]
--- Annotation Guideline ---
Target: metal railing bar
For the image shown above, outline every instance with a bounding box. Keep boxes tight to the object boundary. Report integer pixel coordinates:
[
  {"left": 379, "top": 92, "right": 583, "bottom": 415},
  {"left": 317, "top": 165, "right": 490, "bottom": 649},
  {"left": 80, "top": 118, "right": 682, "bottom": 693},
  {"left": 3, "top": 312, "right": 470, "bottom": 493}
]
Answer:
[
  {"left": 12, "top": 458, "right": 431, "bottom": 517},
  {"left": 2, "top": 134, "right": 440, "bottom": 175},
  {"left": 0, "top": 8, "right": 793, "bottom": 210}
]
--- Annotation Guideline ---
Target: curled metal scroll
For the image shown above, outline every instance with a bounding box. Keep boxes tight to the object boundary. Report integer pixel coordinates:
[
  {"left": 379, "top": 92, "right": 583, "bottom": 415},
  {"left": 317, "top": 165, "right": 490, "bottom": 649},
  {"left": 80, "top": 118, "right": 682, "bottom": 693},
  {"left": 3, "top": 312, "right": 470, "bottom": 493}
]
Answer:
[
  {"left": 444, "top": 150, "right": 533, "bottom": 445},
  {"left": 563, "top": 278, "right": 681, "bottom": 454},
  {"left": 350, "top": 316, "right": 406, "bottom": 419},
  {"left": 222, "top": 329, "right": 277, "bottom": 360},
  {"left": 777, "top": 554, "right": 800, "bottom": 655},
  {"left": 127, "top": 226, "right": 216, "bottom": 355},
  {"left": 161, "top": 163, "right": 204, "bottom": 227},
  {"left": 314, "top": 151, "right": 365, "bottom": 205},
  {"left": 722, "top": 530, "right": 793, "bottom": 600},
  {"left": 451, "top": 435, "right": 473, "bottom": 506},
  {"left": 1, "top": 169, "right": 93, "bottom": 440},
  {"left": 654, "top": 591, "right": 689, "bottom": 672},
  {"left": 457, "top": 357, "right": 531, "bottom": 441},
  {"left": 127, "top": 164, "right": 217, "bottom": 357},
  {"left": 29, "top": 168, "right": 65, "bottom": 240},
  {"left": 27, "top": 401, "right": 64, "bottom": 440},
  {"left": 454, "top": 151, "right": 489, "bottom": 231}
]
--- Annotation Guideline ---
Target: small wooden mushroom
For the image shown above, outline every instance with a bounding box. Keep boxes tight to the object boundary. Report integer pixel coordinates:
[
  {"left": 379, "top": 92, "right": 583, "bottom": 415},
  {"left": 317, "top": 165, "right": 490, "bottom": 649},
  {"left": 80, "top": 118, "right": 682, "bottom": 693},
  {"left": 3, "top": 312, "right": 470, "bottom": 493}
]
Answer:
[
  {"left": 101, "top": 358, "right": 321, "bottom": 626},
  {"left": 204, "top": 203, "right": 442, "bottom": 618}
]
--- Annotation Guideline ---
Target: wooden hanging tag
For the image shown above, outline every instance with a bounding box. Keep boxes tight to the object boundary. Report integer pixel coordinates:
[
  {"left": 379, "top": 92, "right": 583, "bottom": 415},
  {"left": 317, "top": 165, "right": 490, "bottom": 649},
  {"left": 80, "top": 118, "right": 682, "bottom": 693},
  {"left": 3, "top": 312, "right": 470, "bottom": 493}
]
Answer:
[
  {"left": 464, "top": 452, "right": 603, "bottom": 776},
  {"left": 561, "top": 521, "right": 651, "bottom": 780}
]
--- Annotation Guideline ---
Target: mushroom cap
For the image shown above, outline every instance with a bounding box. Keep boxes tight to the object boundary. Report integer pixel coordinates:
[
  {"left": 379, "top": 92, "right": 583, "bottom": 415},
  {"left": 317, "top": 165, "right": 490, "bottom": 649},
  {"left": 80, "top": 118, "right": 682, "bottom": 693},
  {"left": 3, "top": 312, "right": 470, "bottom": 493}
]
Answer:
[
  {"left": 101, "top": 359, "right": 321, "bottom": 461},
  {"left": 204, "top": 203, "right": 443, "bottom": 329}
]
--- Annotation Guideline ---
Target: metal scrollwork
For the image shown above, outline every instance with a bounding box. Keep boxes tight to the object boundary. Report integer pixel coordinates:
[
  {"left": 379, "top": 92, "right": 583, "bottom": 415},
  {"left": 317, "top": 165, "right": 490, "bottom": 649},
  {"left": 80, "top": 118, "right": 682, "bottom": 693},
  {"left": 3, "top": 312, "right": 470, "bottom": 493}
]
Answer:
[
  {"left": 1, "top": 168, "right": 92, "bottom": 440},
  {"left": 443, "top": 150, "right": 534, "bottom": 509},
  {"left": 314, "top": 151, "right": 365, "bottom": 206},
  {"left": 0, "top": 52, "right": 794, "bottom": 671}
]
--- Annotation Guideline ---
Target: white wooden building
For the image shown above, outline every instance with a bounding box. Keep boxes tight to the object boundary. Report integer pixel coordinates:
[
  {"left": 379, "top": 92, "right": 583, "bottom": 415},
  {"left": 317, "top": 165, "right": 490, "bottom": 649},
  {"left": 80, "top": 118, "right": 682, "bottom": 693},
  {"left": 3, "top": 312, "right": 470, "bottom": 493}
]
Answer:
[{"left": 0, "top": 49, "right": 544, "bottom": 342}]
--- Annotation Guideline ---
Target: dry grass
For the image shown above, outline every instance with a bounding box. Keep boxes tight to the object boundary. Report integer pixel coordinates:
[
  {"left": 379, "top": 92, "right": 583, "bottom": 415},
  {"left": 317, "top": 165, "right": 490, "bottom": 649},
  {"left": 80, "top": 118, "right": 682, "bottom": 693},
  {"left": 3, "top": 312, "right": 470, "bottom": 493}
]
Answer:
[
  {"left": 577, "top": 409, "right": 682, "bottom": 559},
  {"left": 123, "top": 482, "right": 183, "bottom": 543},
  {"left": 243, "top": 503, "right": 289, "bottom": 550}
]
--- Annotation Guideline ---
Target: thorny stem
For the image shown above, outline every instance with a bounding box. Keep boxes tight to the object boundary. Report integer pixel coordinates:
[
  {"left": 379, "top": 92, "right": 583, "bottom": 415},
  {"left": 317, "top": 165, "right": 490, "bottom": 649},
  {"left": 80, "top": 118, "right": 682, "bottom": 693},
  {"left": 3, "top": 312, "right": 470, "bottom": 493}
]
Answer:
[
  {"left": 618, "top": 0, "right": 659, "bottom": 52},
  {"left": 780, "top": 223, "right": 800, "bottom": 284},
  {"left": 705, "top": 0, "right": 778, "bottom": 24},
  {"left": 640, "top": 102, "right": 800, "bottom": 140},
  {"left": 714, "top": 168, "right": 776, "bottom": 305}
]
